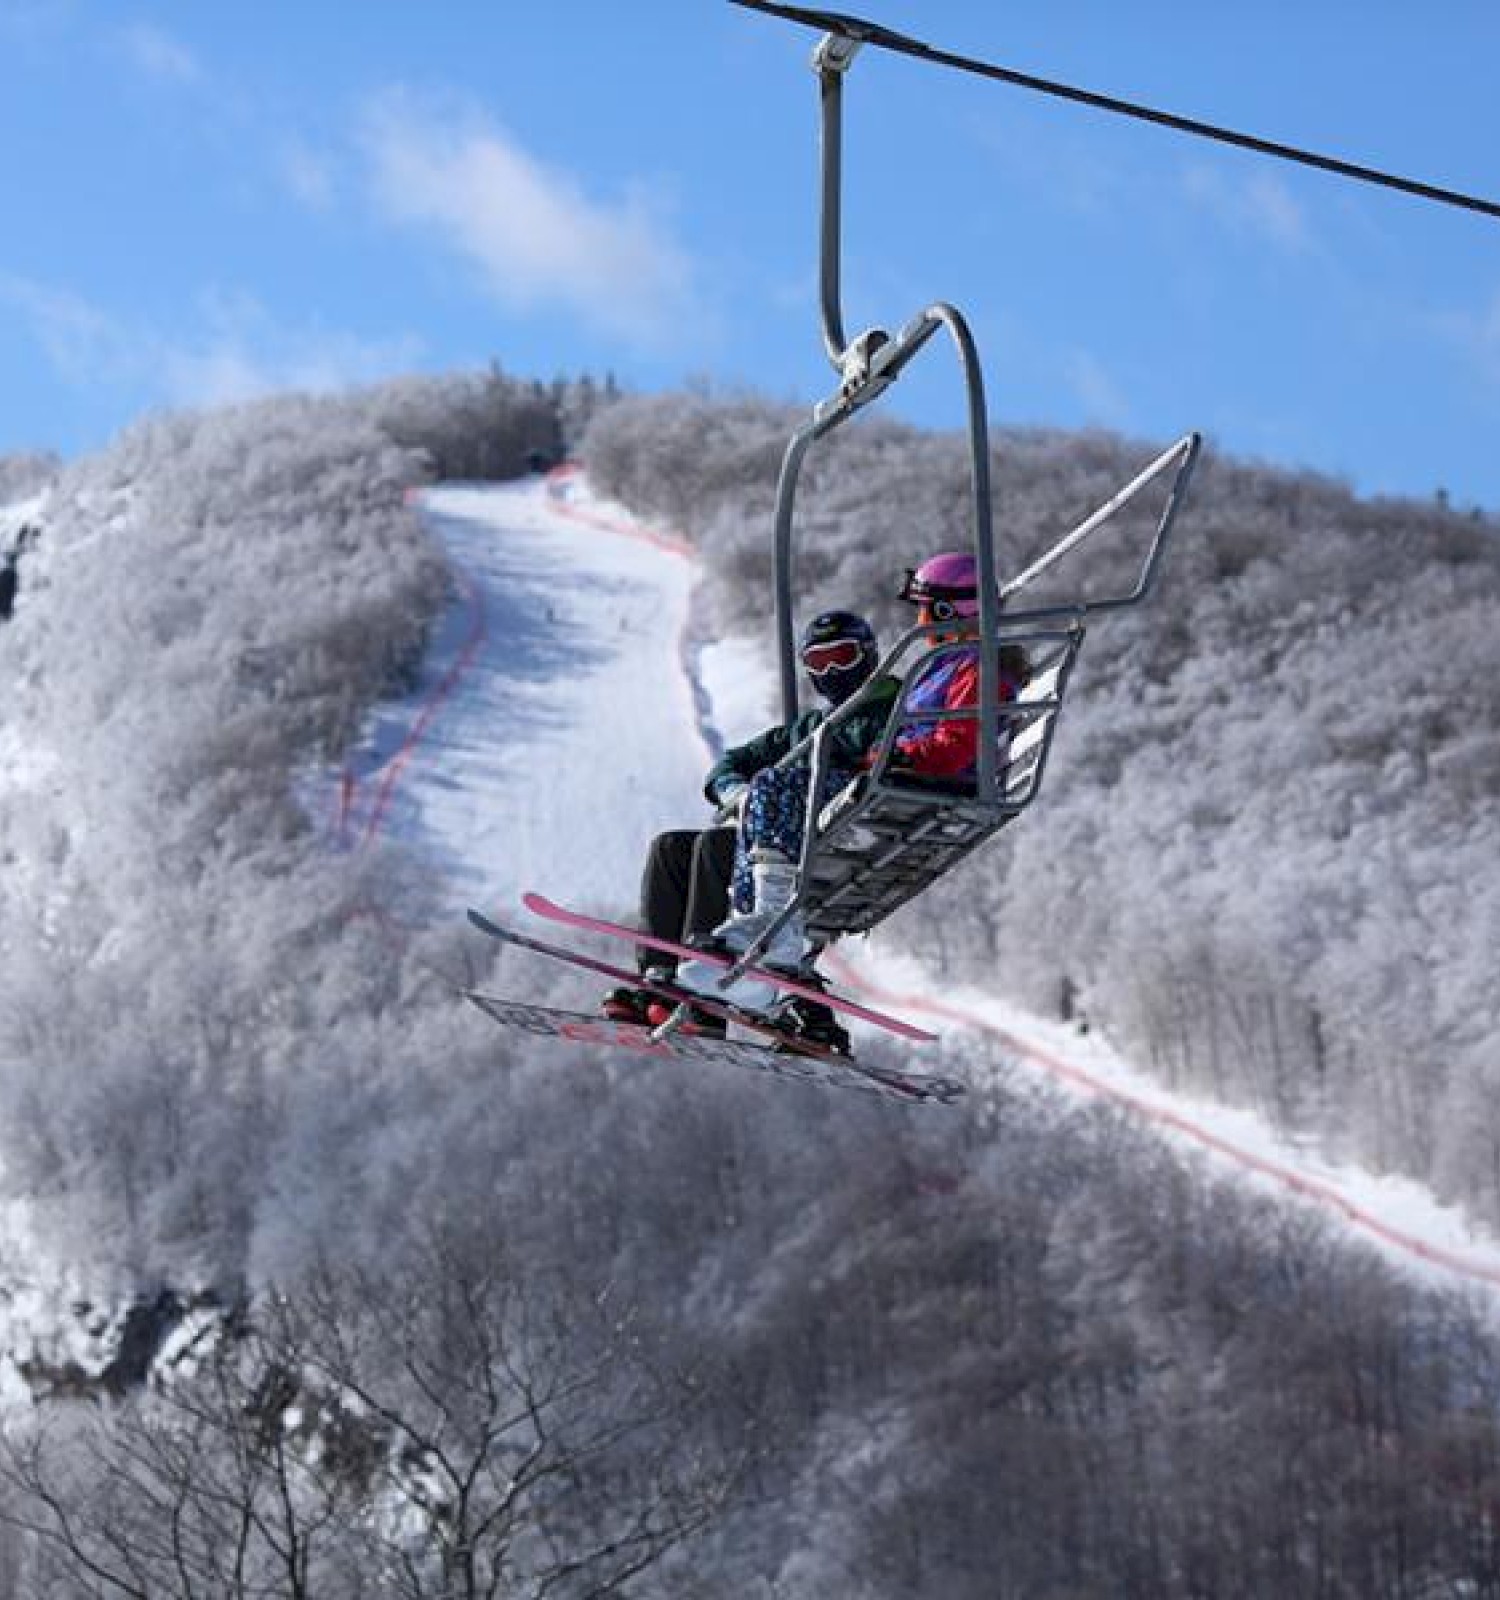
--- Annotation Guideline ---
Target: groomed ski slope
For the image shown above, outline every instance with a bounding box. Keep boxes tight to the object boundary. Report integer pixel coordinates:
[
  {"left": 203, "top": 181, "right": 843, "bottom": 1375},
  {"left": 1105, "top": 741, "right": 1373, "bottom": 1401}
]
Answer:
[{"left": 346, "top": 468, "right": 1500, "bottom": 1300}]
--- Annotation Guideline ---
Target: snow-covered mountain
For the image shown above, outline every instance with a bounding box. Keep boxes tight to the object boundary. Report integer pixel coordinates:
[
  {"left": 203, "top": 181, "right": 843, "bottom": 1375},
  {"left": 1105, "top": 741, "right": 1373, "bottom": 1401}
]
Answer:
[
  {"left": 587, "top": 390, "right": 1500, "bottom": 1222},
  {"left": 3, "top": 377, "right": 1500, "bottom": 1595},
  {"left": 369, "top": 468, "right": 1500, "bottom": 1301}
]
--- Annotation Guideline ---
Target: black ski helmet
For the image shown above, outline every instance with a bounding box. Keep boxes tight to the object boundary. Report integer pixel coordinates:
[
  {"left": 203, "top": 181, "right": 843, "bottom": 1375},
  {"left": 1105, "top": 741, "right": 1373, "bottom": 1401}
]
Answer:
[{"left": 800, "top": 609, "right": 878, "bottom": 704}]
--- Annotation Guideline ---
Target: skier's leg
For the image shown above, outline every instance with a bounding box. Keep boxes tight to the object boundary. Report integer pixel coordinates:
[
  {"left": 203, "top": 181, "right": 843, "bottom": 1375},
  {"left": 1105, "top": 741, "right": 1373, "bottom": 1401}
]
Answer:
[
  {"left": 604, "top": 829, "right": 697, "bottom": 1023},
  {"left": 738, "top": 762, "right": 855, "bottom": 875},
  {"left": 742, "top": 765, "right": 812, "bottom": 861},
  {"left": 680, "top": 770, "right": 814, "bottom": 1005},
  {"left": 734, "top": 762, "right": 855, "bottom": 921},
  {"left": 637, "top": 828, "right": 698, "bottom": 974},
  {"left": 648, "top": 826, "right": 735, "bottom": 1036},
  {"left": 679, "top": 765, "right": 859, "bottom": 1008},
  {"left": 723, "top": 765, "right": 810, "bottom": 917},
  {"left": 683, "top": 826, "right": 736, "bottom": 944}
]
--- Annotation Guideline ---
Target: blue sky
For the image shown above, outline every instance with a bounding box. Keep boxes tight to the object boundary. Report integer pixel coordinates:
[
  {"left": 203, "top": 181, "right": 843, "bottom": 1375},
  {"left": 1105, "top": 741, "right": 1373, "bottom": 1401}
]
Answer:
[{"left": 3, "top": 1, "right": 1498, "bottom": 508}]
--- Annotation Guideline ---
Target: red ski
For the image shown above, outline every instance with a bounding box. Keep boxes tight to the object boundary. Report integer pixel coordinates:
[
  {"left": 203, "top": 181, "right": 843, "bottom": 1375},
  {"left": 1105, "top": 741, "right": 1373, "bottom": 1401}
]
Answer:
[
  {"left": 520, "top": 891, "right": 937, "bottom": 1043},
  {"left": 464, "top": 908, "right": 964, "bottom": 1105}
]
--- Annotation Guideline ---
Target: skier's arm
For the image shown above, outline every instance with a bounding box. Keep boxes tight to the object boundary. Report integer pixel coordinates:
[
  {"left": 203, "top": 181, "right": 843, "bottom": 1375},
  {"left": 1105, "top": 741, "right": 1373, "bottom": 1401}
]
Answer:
[
  {"left": 826, "top": 675, "right": 903, "bottom": 769},
  {"left": 702, "top": 725, "right": 794, "bottom": 806},
  {"left": 892, "top": 659, "right": 981, "bottom": 777}
]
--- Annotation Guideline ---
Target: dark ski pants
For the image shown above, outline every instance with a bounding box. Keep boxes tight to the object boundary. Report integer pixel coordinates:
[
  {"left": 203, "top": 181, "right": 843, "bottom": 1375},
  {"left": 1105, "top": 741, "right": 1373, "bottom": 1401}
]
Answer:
[{"left": 637, "top": 827, "right": 736, "bottom": 974}]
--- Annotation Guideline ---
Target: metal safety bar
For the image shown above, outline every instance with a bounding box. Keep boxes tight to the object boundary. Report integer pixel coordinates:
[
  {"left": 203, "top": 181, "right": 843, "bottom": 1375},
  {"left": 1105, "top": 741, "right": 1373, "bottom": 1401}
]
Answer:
[{"left": 1000, "top": 431, "right": 1201, "bottom": 613}]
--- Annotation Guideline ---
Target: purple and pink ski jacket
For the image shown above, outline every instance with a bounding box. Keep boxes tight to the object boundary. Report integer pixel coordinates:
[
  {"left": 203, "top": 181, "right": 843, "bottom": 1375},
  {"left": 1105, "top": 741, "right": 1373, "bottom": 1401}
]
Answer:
[{"left": 893, "top": 645, "right": 1021, "bottom": 780}]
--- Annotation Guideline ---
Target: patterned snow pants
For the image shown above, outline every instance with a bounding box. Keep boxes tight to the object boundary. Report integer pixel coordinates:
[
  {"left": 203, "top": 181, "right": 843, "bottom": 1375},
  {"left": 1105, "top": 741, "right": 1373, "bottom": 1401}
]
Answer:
[{"left": 730, "top": 763, "right": 856, "bottom": 911}]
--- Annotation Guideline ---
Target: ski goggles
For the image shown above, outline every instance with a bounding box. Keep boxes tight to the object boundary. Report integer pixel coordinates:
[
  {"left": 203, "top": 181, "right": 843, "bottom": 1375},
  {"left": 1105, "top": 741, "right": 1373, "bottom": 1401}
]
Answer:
[
  {"left": 898, "top": 569, "right": 974, "bottom": 622},
  {"left": 802, "top": 638, "right": 866, "bottom": 675}
]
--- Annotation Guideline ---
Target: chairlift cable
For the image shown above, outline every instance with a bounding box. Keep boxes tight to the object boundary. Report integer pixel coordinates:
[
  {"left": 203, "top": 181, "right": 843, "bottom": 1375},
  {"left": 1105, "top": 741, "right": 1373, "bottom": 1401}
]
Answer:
[{"left": 728, "top": 0, "right": 1500, "bottom": 223}]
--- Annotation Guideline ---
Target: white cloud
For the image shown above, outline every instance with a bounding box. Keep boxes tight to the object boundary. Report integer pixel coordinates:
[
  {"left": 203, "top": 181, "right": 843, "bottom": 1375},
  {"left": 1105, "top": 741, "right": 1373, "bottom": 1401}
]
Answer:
[
  {"left": 1429, "top": 284, "right": 1500, "bottom": 388},
  {"left": 360, "top": 90, "right": 701, "bottom": 350},
  {"left": 118, "top": 21, "right": 202, "bottom": 86},
  {"left": 0, "top": 275, "right": 421, "bottom": 408},
  {"left": 968, "top": 110, "right": 1125, "bottom": 222},
  {"left": 1061, "top": 347, "right": 1131, "bottom": 427},
  {"left": 0, "top": 275, "right": 126, "bottom": 385},
  {"left": 157, "top": 292, "right": 423, "bottom": 407},
  {"left": 278, "top": 138, "right": 338, "bottom": 212},
  {"left": 1181, "top": 164, "right": 1311, "bottom": 253}
]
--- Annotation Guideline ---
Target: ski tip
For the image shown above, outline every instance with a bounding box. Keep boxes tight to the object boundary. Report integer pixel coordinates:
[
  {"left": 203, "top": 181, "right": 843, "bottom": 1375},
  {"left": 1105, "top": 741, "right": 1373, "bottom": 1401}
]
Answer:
[{"left": 521, "top": 890, "right": 558, "bottom": 917}]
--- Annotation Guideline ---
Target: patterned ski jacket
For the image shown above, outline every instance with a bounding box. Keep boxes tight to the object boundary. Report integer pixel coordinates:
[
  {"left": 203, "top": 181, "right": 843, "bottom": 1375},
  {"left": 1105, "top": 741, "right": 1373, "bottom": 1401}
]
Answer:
[
  {"left": 893, "top": 645, "right": 1023, "bottom": 780},
  {"left": 703, "top": 674, "right": 903, "bottom": 806}
]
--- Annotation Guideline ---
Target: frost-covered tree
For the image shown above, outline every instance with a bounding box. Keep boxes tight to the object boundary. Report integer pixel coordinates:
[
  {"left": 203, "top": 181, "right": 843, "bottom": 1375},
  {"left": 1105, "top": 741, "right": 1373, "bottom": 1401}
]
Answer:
[
  {"left": 0, "top": 1224, "right": 745, "bottom": 1598},
  {"left": 583, "top": 391, "right": 1500, "bottom": 1219},
  {"left": 6, "top": 372, "right": 1500, "bottom": 1596},
  {"left": 0, "top": 450, "right": 60, "bottom": 507}
]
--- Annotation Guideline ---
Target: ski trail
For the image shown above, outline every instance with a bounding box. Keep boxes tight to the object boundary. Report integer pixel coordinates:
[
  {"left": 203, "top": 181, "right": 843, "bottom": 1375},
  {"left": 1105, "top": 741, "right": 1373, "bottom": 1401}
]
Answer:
[
  {"left": 356, "top": 472, "right": 1500, "bottom": 1300},
  {"left": 826, "top": 944, "right": 1500, "bottom": 1295},
  {"left": 339, "top": 476, "right": 711, "bottom": 917}
]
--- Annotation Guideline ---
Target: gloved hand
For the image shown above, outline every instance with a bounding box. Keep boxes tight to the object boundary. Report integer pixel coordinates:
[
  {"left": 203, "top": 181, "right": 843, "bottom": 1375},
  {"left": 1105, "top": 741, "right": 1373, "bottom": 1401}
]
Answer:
[{"left": 712, "top": 778, "right": 749, "bottom": 819}]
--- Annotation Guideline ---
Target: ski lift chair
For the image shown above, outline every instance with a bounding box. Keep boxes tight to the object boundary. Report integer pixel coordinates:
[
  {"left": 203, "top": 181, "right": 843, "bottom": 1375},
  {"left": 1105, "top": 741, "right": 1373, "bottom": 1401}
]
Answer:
[
  {"left": 798, "top": 618, "right": 1083, "bottom": 942},
  {"left": 719, "top": 430, "right": 1201, "bottom": 978},
  {"left": 707, "top": 27, "right": 1202, "bottom": 980}
]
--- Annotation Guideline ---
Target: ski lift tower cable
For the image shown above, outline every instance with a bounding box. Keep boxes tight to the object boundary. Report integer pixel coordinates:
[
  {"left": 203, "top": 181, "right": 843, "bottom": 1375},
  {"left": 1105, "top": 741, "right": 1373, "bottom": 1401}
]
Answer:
[{"left": 730, "top": 0, "right": 1500, "bottom": 222}]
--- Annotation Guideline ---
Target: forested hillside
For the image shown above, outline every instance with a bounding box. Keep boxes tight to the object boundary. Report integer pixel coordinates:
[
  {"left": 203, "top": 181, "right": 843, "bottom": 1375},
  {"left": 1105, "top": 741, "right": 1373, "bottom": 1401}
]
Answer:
[
  {"left": 585, "top": 391, "right": 1500, "bottom": 1223},
  {"left": 0, "top": 376, "right": 1498, "bottom": 1596}
]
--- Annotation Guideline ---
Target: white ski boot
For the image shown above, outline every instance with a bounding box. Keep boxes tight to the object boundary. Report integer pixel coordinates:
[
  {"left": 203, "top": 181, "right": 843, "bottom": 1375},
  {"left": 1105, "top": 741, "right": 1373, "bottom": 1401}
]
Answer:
[{"left": 677, "top": 850, "right": 806, "bottom": 1013}]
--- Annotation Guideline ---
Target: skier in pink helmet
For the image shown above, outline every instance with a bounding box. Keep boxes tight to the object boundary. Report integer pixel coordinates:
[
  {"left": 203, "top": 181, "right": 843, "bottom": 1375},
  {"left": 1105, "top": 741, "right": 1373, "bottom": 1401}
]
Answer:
[{"left": 890, "top": 551, "right": 1030, "bottom": 780}]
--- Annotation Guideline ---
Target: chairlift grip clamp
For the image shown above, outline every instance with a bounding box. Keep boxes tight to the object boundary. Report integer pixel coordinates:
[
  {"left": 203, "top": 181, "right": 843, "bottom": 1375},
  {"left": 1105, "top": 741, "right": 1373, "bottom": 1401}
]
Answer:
[
  {"left": 812, "top": 31, "right": 862, "bottom": 76},
  {"left": 838, "top": 326, "right": 891, "bottom": 394}
]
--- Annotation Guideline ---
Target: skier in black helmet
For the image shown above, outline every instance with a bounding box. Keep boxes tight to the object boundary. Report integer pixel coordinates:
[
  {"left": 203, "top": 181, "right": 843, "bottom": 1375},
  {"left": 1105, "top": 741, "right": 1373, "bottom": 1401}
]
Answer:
[{"left": 604, "top": 609, "right": 899, "bottom": 1048}]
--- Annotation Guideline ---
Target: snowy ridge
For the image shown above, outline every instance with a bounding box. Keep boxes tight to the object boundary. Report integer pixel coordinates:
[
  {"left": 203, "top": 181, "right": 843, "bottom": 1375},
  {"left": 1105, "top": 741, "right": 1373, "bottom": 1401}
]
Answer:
[{"left": 354, "top": 470, "right": 1500, "bottom": 1301}]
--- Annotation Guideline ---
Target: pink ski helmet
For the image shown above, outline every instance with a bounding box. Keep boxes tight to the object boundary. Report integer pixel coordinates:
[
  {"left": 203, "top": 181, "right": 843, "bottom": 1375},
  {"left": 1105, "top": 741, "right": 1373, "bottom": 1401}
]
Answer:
[{"left": 899, "top": 551, "right": 981, "bottom": 621}]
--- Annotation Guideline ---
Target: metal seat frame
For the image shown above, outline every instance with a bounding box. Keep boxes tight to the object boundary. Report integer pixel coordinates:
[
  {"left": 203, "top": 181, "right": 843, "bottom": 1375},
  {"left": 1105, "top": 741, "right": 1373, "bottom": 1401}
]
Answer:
[{"left": 719, "top": 28, "right": 1202, "bottom": 978}]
